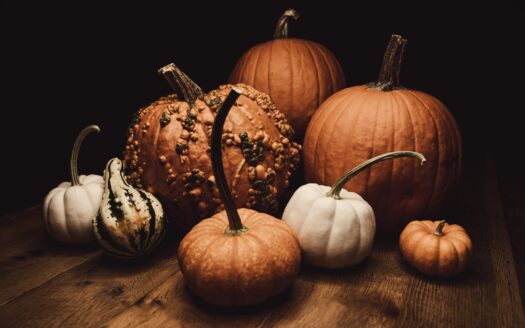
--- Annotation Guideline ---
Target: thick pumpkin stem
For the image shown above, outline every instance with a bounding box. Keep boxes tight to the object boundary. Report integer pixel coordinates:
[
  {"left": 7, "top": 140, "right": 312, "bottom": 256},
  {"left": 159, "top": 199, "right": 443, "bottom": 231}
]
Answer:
[
  {"left": 158, "top": 63, "right": 203, "bottom": 105},
  {"left": 434, "top": 220, "right": 447, "bottom": 236},
  {"left": 369, "top": 34, "right": 408, "bottom": 91},
  {"left": 274, "top": 9, "right": 300, "bottom": 39},
  {"left": 70, "top": 125, "right": 100, "bottom": 186},
  {"left": 210, "top": 88, "right": 246, "bottom": 233},
  {"left": 326, "top": 151, "right": 426, "bottom": 199}
]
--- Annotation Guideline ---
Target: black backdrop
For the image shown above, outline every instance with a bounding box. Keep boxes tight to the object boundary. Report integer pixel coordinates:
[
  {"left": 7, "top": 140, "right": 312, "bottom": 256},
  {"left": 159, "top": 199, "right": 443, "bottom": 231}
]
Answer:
[{"left": 0, "top": 1, "right": 520, "bottom": 215}]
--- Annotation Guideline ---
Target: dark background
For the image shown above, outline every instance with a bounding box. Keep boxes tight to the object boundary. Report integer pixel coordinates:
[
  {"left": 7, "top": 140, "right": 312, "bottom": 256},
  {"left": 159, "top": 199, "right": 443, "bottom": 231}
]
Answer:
[{"left": 0, "top": 1, "right": 521, "bottom": 215}]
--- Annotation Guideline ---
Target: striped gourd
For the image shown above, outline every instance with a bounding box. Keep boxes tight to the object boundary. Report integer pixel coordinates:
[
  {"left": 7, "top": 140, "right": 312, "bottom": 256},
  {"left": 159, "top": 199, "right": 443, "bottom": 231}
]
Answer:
[{"left": 94, "top": 158, "right": 166, "bottom": 259}]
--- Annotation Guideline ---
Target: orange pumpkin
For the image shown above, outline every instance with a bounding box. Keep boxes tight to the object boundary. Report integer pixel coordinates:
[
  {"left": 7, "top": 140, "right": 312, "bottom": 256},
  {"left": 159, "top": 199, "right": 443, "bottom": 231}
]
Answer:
[
  {"left": 123, "top": 64, "right": 301, "bottom": 232},
  {"left": 229, "top": 9, "right": 346, "bottom": 138},
  {"left": 399, "top": 220, "right": 472, "bottom": 276},
  {"left": 177, "top": 89, "right": 301, "bottom": 305},
  {"left": 304, "top": 35, "right": 462, "bottom": 235}
]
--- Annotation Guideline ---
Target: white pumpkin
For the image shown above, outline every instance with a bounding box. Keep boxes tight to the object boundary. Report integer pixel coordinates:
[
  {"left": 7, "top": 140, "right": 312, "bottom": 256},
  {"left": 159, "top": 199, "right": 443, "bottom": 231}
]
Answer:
[
  {"left": 283, "top": 151, "right": 426, "bottom": 269},
  {"left": 43, "top": 125, "right": 103, "bottom": 244}
]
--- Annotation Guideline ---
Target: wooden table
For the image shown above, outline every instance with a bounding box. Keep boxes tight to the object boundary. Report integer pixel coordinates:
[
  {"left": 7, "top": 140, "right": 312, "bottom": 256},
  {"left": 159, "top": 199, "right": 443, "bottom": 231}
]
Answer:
[{"left": 1, "top": 157, "right": 524, "bottom": 327}]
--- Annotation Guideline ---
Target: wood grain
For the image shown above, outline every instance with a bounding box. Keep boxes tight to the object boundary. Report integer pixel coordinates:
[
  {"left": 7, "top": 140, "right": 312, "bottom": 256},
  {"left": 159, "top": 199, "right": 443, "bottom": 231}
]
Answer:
[
  {"left": 0, "top": 155, "right": 523, "bottom": 327},
  {"left": 496, "top": 158, "right": 525, "bottom": 310},
  {"left": 0, "top": 205, "right": 99, "bottom": 306}
]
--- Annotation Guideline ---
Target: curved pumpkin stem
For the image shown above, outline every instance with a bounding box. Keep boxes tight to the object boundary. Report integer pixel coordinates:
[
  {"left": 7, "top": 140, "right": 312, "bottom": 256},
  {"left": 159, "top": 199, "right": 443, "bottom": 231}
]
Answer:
[
  {"left": 326, "top": 151, "right": 426, "bottom": 199},
  {"left": 274, "top": 9, "right": 300, "bottom": 39},
  {"left": 158, "top": 63, "right": 203, "bottom": 105},
  {"left": 434, "top": 220, "right": 447, "bottom": 236},
  {"left": 70, "top": 125, "right": 100, "bottom": 186},
  {"left": 369, "top": 34, "right": 408, "bottom": 91},
  {"left": 210, "top": 88, "right": 246, "bottom": 233}
]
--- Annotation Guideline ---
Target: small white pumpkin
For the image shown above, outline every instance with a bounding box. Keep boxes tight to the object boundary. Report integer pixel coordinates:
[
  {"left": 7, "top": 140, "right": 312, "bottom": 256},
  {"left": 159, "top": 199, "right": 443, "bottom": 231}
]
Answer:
[
  {"left": 95, "top": 157, "right": 166, "bottom": 259},
  {"left": 283, "top": 151, "right": 426, "bottom": 269},
  {"left": 43, "top": 125, "right": 103, "bottom": 244}
]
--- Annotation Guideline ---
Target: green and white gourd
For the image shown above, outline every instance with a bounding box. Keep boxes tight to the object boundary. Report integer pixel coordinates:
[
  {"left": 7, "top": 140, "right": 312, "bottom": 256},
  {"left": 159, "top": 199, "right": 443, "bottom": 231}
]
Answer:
[{"left": 95, "top": 157, "right": 166, "bottom": 259}]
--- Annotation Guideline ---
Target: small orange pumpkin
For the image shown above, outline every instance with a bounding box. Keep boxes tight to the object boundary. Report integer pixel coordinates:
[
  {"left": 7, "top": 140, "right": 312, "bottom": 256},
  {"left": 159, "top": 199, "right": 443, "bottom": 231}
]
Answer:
[
  {"left": 177, "top": 89, "right": 301, "bottom": 306},
  {"left": 399, "top": 220, "right": 472, "bottom": 277},
  {"left": 229, "top": 9, "right": 346, "bottom": 138}
]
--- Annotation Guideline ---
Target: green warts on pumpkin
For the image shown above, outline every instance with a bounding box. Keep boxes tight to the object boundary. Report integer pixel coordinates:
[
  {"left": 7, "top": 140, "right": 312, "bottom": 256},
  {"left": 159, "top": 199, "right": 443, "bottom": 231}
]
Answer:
[
  {"left": 274, "top": 9, "right": 300, "bottom": 39},
  {"left": 368, "top": 34, "right": 408, "bottom": 92},
  {"left": 70, "top": 125, "right": 100, "bottom": 186},
  {"left": 326, "top": 151, "right": 427, "bottom": 199},
  {"left": 209, "top": 88, "right": 246, "bottom": 234}
]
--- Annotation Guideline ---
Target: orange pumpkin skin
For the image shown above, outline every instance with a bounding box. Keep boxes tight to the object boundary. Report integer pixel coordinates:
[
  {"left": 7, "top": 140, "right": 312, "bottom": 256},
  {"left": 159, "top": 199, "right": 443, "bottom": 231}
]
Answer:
[
  {"left": 303, "top": 36, "right": 462, "bottom": 235},
  {"left": 229, "top": 10, "right": 345, "bottom": 138},
  {"left": 124, "top": 82, "right": 301, "bottom": 232},
  {"left": 399, "top": 220, "right": 472, "bottom": 277},
  {"left": 177, "top": 208, "right": 301, "bottom": 306}
]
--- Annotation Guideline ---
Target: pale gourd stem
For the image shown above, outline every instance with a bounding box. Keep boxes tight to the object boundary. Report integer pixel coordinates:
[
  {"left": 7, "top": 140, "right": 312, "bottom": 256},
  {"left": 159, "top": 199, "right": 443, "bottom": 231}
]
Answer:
[
  {"left": 70, "top": 125, "right": 100, "bottom": 186},
  {"left": 210, "top": 88, "right": 244, "bottom": 232},
  {"left": 274, "top": 9, "right": 300, "bottom": 39},
  {"left": 326, "top": 151, "right": 426, "bottom": 199},
  {"left": 158, "top": 63, "right": 203, "bottom": 105},
  {"left": 434, "top": 220, "right": 447, "bottom": 236},
  {"left": 372, "top": 34, "right": 408, "bottom": 91}
]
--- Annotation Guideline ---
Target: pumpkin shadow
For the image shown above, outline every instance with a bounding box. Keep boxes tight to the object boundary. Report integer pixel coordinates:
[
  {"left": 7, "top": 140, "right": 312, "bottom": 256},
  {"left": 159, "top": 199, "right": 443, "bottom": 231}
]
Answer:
[
  {"left": 299, "top": 258, "right": 370, "bottom": 284},
  {"left": 97, "top": 235, "right": 179, "bottom": 274},
  {"left": 183, "top": 285, "right": 292, "bottom": 315},
  {"left": 395, "top": 251, "right": 485, "bottom": 286}
]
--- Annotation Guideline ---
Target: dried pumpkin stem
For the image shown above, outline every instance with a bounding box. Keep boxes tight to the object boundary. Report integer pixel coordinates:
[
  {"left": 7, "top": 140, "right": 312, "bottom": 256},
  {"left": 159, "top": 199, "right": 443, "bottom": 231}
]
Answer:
[
  {"left": 370, "top": 34, "right": 408, "bottom": 91},
  {"left": 274, "top": 9, "right": 300, "bottom": 39},
  {"left": 70, "top": 125, "right": 100, "bottom": 186},
  {"left": 434, "top": 220, "right": 447, "bottom": 236},
  {"left": 158, "top": 63, "right": 203, "bottom": 105},
  {"left": 210, "top": 88, "right": 246, "bottom": 233},
  {"left": 326, "top": 151, "right": 426, "bottom": 199}
]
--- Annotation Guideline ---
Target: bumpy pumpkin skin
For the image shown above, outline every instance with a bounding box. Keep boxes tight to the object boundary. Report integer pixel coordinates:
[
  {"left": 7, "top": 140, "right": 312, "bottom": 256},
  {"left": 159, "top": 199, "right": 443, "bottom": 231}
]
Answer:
[
  {"left": 229, "top": 39, "right": 345, "bottom": 138},
  {"left": 124, "top": 84, "right": 301, "bottom": 232},
  {"left": 399, "top": 220, "right": 472, "bottom": 277},
  {"left": 304, "top": 86, "right": 462, "bottom": 234},
  {"left": 177, "top": 208, "right": 301, "bottom": 306}
]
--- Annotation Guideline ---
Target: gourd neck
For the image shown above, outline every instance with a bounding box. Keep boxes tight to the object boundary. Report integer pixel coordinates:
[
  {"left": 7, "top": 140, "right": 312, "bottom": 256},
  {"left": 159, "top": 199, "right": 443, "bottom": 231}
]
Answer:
[
  {"left": 210, "top": 88, "right": 247, "bottom": 234},
  {"left": 368, "top": 34, "right": 408, "bottom": 92},
  {"left": 70, "top": 125, "right": 100, "bottom": 186},
  {"left": 274, "top": 9, "right": 300, "bottom": 39},
  {"left": 434, "top": 220, "right": 447, "bottom": 236},
  {"left": 158, "top": 63, "right": 204, "bottom": 106},
  {"left": 326, "top": 151, "right": 426, "bottom": 199}
]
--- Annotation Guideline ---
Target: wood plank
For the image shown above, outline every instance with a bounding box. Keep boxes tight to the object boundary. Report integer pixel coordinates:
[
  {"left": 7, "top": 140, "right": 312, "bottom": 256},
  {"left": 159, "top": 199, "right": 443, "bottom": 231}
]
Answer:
[
  {"left": 495, "top": 159, "right": 525, "bottom": 310},
  {"left": 0, "top": 205, "right": 99, "bottom": 306},
  {"left": 0, "top": 235, "right": 180, "bottom": 327},
  {"left": 102, "top": 156, "right": 525, "bottom": 328}
]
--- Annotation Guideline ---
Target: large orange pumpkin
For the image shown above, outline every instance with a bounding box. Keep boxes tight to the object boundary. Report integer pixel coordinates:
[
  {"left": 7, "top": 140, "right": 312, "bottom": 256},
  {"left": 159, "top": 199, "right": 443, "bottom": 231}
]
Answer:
[
  {"left": 229, "top": 9, "right": 346, "bottom": 138},
  {"left": 123, "top": 64, "right": 301, "bottom": 232},
  {"left": 304, "top": 35, "right": 462, "bottom": 235}
]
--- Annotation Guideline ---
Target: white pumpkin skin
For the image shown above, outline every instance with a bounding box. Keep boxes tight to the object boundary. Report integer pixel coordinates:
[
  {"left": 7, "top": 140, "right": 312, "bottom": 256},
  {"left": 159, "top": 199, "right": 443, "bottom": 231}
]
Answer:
[
  {"left": 43, "top": 174, "right": 104, "bottom": 243},
  {"left": 95, "top": 158, "right": 166, "bottom": 259},
  {"left": 283, "top": 183, "right": 375, "bottom": 268}
]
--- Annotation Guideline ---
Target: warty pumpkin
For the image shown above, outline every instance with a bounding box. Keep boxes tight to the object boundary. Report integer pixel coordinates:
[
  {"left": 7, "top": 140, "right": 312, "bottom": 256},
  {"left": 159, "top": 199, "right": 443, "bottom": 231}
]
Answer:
[
  {"left": 283, "top": 151, "right": 425, "bottom": 269},
  {"left": 177, "top": 89, "right": 301, "bottom": 306},
  {"left": 304, "top": 34, "right": 462, "bottom": 235},
  {"left": 43, "top": 125, "right": 103, "bottom": 244},
  {"left": 399, "top": 220, "right": 472, "bottom": 276},
  {"left": 123, "top": 63, "right": 301, "bottom": 233},
  {"left": 229, "top": 9, "right": 346, "bottom": 138}
]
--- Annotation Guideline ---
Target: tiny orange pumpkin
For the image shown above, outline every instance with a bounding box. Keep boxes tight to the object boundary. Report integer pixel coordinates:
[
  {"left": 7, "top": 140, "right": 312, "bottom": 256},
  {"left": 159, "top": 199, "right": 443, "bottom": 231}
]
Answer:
[{"left": 399, "top": 220, "right": 472, "bottom": 277}]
